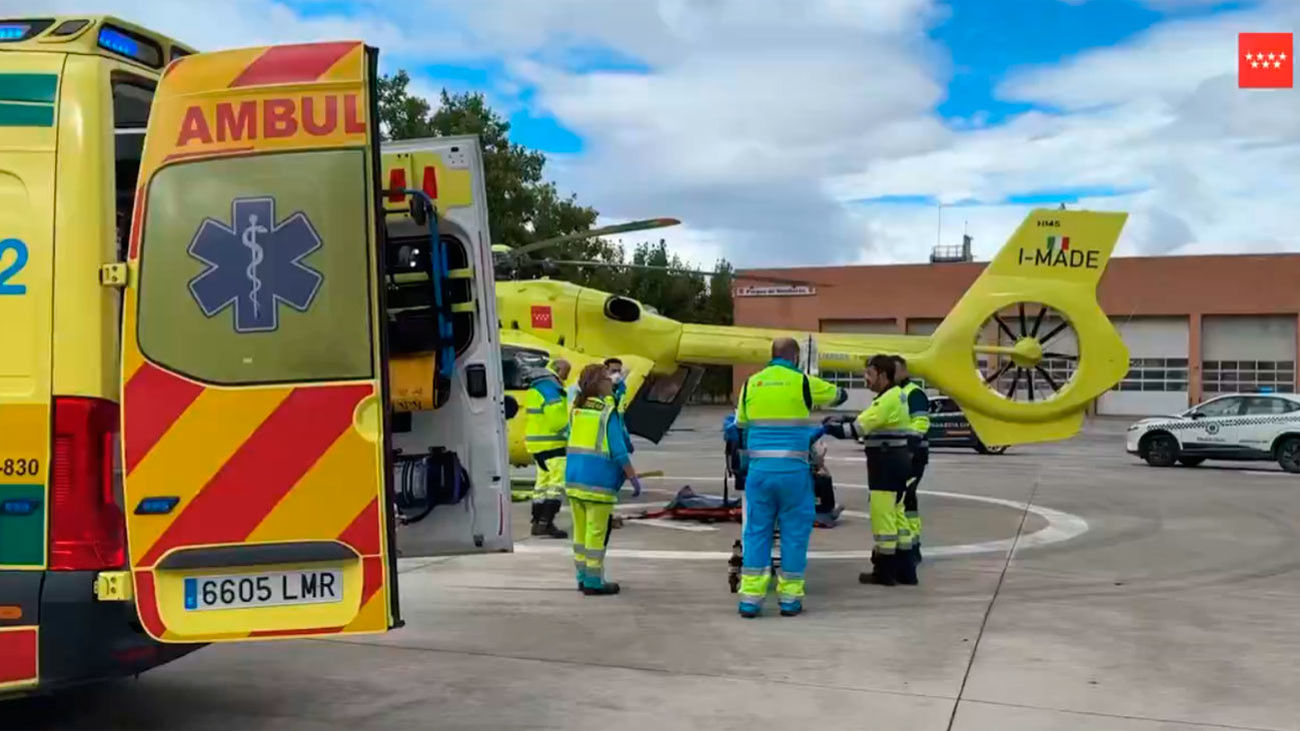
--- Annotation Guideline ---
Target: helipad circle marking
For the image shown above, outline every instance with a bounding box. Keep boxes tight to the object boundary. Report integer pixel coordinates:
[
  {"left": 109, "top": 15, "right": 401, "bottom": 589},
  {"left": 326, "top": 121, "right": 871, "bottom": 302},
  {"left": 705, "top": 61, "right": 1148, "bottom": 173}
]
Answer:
[{"left": 514, "top": 475, "right": 1089, "bottom": 561}]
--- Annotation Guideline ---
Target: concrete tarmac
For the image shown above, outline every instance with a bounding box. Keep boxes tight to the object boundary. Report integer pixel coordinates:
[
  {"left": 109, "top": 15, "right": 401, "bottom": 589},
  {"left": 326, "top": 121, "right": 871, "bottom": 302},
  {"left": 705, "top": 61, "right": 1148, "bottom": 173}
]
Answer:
[{"left": 5, "top": 407, "right": 1299, "bottom": 730}]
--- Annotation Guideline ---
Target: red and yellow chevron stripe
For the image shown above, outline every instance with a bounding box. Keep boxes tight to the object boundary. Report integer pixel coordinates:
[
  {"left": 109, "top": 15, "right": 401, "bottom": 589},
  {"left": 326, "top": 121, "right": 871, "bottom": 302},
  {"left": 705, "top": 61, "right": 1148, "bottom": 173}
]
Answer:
[{"left": 122, "top": 41, "right": 391, "bottom": 643}]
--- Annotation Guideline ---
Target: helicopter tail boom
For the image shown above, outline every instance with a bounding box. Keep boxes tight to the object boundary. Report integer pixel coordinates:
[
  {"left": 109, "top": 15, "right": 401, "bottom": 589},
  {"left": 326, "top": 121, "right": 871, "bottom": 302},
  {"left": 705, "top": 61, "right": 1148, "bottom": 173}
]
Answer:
[{"left": 691, "top": 208, "right": 1129, "bottom": 446}]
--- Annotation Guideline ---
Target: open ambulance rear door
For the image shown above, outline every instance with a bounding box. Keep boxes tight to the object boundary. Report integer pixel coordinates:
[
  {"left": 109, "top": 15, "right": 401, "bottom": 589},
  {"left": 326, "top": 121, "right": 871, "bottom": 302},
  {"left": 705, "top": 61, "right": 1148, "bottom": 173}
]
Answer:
[
  {"left": 121, "top": 41, "right": 403, "bottom": 643},
  {"left": 380, "top": 136, "right": 514, "bottom": 556}
]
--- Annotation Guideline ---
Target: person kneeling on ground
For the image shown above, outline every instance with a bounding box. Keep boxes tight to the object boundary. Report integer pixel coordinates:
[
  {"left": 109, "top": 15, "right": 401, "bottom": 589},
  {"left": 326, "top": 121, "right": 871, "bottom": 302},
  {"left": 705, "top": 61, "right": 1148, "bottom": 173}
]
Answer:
[{"left": 564, "top": 364, "right": 643, "bottom": 596}]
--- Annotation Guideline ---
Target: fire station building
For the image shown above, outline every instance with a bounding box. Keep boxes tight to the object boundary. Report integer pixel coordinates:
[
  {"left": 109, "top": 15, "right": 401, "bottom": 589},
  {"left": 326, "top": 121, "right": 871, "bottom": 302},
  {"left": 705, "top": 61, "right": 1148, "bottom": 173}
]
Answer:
[{"left": 732, "top": 253, "right": 1300, "bottom": 417}]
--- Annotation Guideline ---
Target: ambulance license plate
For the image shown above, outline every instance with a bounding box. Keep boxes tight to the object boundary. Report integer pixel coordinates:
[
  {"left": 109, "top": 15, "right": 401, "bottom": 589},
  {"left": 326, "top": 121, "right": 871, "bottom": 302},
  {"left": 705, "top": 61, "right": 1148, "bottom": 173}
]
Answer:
[{"left": 184, "top": 569, "right": 343, "bottom": 611}]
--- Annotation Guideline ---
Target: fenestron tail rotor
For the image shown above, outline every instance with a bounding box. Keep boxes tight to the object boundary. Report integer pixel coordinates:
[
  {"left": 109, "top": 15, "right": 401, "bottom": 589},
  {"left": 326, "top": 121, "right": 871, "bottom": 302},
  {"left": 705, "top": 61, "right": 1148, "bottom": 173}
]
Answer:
[{"left": 974, "top": 302, "right": 1079, "bottom": 403}]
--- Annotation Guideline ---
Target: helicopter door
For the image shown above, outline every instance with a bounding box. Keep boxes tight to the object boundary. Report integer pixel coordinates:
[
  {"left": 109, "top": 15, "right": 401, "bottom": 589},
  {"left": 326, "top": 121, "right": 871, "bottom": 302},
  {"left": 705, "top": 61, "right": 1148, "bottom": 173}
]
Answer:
[
  {"left": 624, "top": 366, "right": 705, "bottom": 443},
  {"left": 121, "top": 42, "right": 397, "bottom": 642}
]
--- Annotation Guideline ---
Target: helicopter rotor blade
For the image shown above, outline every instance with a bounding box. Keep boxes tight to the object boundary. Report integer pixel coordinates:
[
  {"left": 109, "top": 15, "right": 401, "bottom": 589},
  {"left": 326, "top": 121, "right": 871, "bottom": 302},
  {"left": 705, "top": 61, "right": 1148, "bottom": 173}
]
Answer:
[
  {"left": 504, "top": 218, "right": 683, "bottom": 258},
  {"left": 546, "top": 259, "right": 822, "bottom": 287}
]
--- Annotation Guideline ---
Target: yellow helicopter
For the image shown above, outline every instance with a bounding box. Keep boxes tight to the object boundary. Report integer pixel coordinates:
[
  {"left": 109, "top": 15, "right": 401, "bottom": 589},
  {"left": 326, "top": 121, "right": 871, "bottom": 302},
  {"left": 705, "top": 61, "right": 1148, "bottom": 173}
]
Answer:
[
  {"left": 372, "top": 143, "right": 1128, "bottom": 468},
  {"left": 486, "top": 208, "right": 1130, "bottom": 467}
]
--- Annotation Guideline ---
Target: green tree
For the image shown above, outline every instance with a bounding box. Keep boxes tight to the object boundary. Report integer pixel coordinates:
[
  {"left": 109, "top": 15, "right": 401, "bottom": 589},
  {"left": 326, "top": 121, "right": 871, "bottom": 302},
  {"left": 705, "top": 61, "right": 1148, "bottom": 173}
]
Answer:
[
  {"left": 376, "top": 72, "right": 601, "bottom": 265},
  {"left": 375, "top": 72, "right": 735, "bottom": 397}
]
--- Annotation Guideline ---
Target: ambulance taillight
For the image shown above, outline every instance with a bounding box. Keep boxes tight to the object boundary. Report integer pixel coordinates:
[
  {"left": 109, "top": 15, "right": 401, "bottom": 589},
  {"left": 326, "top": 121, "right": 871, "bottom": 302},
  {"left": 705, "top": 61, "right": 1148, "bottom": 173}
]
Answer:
[{"left": 48, "top": 397, "right": 125, "bottom": 571}]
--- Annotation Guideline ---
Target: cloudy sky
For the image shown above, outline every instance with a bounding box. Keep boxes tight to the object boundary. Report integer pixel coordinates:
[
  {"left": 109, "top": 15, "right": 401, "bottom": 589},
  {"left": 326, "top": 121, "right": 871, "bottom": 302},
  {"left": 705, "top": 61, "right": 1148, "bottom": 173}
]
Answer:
[{"left": 28, "top": 0, "right": 1300, "bottom": 268}]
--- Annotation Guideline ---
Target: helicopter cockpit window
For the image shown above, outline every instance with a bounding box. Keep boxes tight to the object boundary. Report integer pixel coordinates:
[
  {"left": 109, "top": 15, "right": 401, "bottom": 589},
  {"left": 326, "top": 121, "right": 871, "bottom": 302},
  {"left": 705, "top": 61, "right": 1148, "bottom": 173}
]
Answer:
[{"left": 645, "top": 367, "right": 691, "bottom": 404}]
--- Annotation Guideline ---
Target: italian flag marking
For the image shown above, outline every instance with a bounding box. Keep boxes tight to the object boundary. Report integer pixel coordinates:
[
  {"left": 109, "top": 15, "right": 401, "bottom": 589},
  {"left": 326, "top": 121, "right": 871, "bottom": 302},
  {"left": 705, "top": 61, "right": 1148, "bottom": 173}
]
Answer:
[{"left": 1047, "top": 235, "right": 1070, "bottom": 251}]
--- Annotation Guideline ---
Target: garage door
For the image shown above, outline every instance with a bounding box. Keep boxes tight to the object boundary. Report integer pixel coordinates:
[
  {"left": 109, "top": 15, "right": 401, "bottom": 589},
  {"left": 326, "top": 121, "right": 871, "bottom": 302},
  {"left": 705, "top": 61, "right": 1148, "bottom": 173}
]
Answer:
[
  {"left": 1202, "top": 315, "right": 1297, "bottom": 398},
  {"left": 1097, "top": 317, "right": 1190, "bottom": 416}
]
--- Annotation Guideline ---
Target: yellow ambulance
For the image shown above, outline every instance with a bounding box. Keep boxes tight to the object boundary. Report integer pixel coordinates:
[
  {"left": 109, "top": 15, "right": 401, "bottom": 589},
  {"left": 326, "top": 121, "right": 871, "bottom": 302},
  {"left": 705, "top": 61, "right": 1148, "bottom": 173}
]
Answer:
[{"left": 0, "top": 16, "right": 512, "bottom": 696}]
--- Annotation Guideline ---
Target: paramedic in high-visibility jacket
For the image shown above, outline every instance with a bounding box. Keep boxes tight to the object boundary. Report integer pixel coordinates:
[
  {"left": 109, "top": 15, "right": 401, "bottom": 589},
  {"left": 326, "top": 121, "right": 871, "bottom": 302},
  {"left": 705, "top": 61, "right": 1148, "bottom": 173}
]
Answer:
[
  {"left": 524, "top": 359, "right": 571, "bottom": 539},
  {"left": 893, "top": 356, "right": 930, "bottom": 567},
  {"left": 735, "top": 337, "right": 847, "bottom": 618},
  {"left": 565, "top": 364, "right": 643, "bottom": 595},
  {"left": 823, "top": 354, "right": 918, "bottom": 586}
]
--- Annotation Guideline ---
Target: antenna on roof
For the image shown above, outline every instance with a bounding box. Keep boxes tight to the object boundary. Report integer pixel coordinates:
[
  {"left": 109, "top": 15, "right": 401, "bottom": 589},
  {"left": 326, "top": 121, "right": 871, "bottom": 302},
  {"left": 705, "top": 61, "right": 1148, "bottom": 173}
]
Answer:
[{"left": 930, "top": 207, "right": 973, "bottom": 264}]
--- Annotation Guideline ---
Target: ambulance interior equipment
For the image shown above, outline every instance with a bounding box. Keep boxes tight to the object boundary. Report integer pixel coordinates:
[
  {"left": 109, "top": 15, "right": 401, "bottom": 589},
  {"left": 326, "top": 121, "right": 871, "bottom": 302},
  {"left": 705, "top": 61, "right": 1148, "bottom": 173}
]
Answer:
[{"left": 380, "top": 136, "right": 514, "bottom": 557}]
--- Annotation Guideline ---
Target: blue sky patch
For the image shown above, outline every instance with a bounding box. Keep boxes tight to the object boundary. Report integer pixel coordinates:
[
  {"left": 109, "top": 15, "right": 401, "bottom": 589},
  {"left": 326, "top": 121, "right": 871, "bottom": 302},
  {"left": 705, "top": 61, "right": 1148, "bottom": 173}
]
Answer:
[
  {"left": 1003, "top": 185, "right": 1148, "bottom": 205},
  {"left": 928, "top": 0, "right": 1260, "bottom": 126},
  {"left": 850, "top": 194, "right": 940, "bottom": 206},
  {"left": 528, "top": 43, "right": 652, "bottom": 75}
]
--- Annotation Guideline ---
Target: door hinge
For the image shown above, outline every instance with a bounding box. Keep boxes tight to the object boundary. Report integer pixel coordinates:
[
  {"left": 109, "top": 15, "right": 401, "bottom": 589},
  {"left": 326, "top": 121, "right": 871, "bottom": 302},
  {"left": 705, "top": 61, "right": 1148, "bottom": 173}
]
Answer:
[
  {"left": 94, "top": 571, "right": 133, "bottom": 601},
  {"left": 99, "top": 262, "right": 128, "bottom": 288}
]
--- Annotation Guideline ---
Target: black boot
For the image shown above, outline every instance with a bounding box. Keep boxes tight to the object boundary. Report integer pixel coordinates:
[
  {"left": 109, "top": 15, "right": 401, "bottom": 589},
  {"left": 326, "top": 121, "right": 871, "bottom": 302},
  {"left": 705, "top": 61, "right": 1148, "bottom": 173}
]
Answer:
[
  {"left": 530, "top": 503, "right": 547, "bottom": 536},
  {"left": 539, "top": 500, "right": 568, "bottom": 539},
  {"left": 896, "top": 550, "right": 918, "bottom": 585},
  {"left": 859, "top": 550, "right": 897, "bottom": 586},
  {"left": 581, "top": 581, "right": 620, "bottom": 595}
]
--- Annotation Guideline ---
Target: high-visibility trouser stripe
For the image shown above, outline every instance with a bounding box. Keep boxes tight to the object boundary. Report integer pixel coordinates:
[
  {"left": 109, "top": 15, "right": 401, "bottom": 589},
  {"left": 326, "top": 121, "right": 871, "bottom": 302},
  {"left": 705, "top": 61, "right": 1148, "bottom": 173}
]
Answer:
[
  {"left": 897, "top": 526, "right": 913, "bottom": 550},
  {"left": 526, "top": 408, "right": 544, "bottom": 414},
  {"left": 865, "top": 439, "right": 910, "bottom": 448},
  {"left": 874, "top": 531, "right": 898, "bottom": 553},
  {"left": 526, "top": 434, "right": 566, "bottom": 442},
  {"left": 739, "top": 567, "right": 771, "bottom": 604},
  {"left": 905, "top": 511, "right": 919, "bottom": 519},
  {"left": 747, "top": 418, "right": 819, "bottom": 426},
  {"left": 776, "top": 571, "right": 805, "bottom": 602},
  {"left": 566, "top": 482, "right": 619, "bottom": 497},
  {"left": 748, "top": 450, "right": 809, "bottom": 461},
  {"left": 585, "top": 549, "right": 605, "bottom": 580}
]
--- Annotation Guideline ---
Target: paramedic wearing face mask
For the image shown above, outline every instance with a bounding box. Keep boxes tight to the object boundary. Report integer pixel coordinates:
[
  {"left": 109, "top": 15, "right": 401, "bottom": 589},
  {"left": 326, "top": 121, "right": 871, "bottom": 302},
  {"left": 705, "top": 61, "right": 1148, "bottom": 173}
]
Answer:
[
  {"left": 604, "top": 357, "right": 627, "bottom": 409},
  {"left": 565, "top": 364, "right": 643, "bottom": 595}
]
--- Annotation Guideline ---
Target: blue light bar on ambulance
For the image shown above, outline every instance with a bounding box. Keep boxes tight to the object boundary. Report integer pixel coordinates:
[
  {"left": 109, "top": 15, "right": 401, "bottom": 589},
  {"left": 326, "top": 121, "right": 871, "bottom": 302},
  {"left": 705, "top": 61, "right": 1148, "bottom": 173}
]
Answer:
[
  {"left": 0, "top": 18, "right": 53, "bottom": 42},
  {"left": 97, "top": 24, "right": 163, "bottom": 68},
  {"left": 0, "top": 24, "right": 28, "bottom": 41}
]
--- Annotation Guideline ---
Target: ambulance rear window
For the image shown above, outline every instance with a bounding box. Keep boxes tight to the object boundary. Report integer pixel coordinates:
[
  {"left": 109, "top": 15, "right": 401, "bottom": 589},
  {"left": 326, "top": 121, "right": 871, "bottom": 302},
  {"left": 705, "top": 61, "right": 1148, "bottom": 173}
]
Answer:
[{"left": 136, "top": 149, "right": 376, "bottom": 386}]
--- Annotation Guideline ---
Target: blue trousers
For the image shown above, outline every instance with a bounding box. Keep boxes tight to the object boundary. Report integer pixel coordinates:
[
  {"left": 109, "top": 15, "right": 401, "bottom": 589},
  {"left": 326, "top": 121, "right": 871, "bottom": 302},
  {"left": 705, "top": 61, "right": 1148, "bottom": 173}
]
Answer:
[{"left": 739, "top": 468, "right": 814, "bottom": 606}]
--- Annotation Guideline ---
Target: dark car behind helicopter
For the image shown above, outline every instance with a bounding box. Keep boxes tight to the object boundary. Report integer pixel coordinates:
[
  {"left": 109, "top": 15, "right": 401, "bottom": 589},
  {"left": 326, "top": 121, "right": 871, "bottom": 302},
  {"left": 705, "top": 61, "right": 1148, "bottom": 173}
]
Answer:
[{"left": 926, "top": 395, "right": 1008, "bottom": 454}]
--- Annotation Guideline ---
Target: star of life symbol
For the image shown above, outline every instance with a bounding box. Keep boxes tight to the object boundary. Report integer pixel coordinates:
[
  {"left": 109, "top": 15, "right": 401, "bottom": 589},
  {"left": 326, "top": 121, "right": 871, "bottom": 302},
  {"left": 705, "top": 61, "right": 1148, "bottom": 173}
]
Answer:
[{"left": 187, "top": 197, "right": 324, "bottom": 333}]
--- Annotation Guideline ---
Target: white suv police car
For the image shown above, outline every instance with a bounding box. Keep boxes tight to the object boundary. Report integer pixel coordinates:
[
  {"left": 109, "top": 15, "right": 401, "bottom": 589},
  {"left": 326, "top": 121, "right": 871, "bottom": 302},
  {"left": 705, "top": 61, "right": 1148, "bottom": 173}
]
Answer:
[{"left": 1126, "top": 392, "right": 1300, "bottom": 472}]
